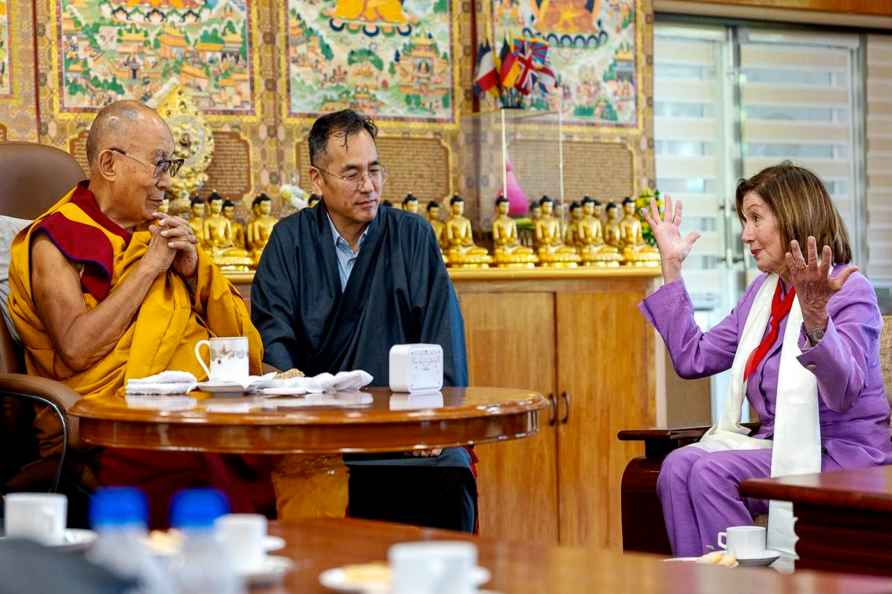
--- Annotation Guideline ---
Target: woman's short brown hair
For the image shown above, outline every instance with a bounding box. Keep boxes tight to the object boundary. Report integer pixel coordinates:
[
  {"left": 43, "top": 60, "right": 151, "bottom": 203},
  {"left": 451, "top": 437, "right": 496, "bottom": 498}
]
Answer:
[{"left": 735, "top": 162, "right": 852, "bottom": 264}]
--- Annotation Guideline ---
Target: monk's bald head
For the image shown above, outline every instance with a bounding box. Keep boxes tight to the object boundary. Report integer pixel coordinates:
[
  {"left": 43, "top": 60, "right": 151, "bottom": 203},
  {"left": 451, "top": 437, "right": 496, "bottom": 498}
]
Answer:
[{"left": 85, "top": 101, "right": 169, "bottom": 167}]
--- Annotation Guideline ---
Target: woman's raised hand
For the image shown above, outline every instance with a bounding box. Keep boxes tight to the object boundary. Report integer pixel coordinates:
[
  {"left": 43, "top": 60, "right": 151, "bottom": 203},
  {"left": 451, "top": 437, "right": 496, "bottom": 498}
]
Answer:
[{"left": 641, "top": 195, "right": 700, "bottom": 283}]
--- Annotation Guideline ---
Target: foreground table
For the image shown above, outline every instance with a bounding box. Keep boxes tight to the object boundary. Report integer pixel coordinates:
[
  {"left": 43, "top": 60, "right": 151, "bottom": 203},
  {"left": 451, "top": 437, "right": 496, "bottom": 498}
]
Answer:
[
  {"left": 257, "top": 518, "right": 892, "bottom": 594},
  {"left": 741, "top": 465, "right": 892, "bottom": 577}
]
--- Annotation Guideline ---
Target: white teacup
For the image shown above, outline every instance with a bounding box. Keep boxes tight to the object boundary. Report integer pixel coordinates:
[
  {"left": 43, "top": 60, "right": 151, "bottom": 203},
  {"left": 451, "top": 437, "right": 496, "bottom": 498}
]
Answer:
[
  {"left": 717, "top": 525, "right": 766, "bottom": 559},
  {"left": 215, "top": 513, "right": 267, "bottom": 573},
  {"left": 194, "top": 336, "right": 249, "bottom": 383},
  {"left": 389, "top": 541, "right": 477, "bottom": 594},
  {"left": 4, "top": 493, "right": 67, "bottom": 546}
]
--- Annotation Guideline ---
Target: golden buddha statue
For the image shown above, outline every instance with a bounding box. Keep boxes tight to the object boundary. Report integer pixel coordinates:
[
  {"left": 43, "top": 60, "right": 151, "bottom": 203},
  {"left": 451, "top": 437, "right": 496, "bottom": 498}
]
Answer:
[
  {"left": 444, "top": 195, "right": 492, "bottom": 268},
  {"left": 564, "top": 201, "right": 583, "bottom": 246},
  {"left": 604, "top": 202, "right": 623, "bottom": 248},
  {"left": 246, "top": 193, "right": 278, "bottom": 266},
  {"left": 578, "top": 196, "right": 622, "bottom": 267},
  {"left": 402, "top": 193, "right": 420, "bottom": 214},
  {"left": 203, "top": 192, "right": 253, "bottom": 271},
  {"left": 222, "top": 199, "right": 246, "bottom": 251},
  {"left": 425, "top": 201, "right": 448, "bottom": 264},
  {"left": 619, "top": 197, "right": 661, "bottom": 267},
  {"left": 534, "top": 196, "right": 580, "bottom": 268},
  {"left": 529, "top": 201, "right": 542, "bottom": 224},
  {"left": 188, "top": 197, "right": 206, "bottom": 248},
  {"left": 492, "top": 196, "right": 537, "bottom": 268}
]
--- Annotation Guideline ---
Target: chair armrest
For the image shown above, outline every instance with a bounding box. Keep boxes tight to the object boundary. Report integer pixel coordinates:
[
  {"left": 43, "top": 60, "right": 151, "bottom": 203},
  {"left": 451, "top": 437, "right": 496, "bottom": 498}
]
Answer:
[
  {"left": 0, "top": 373, "right": 83, "bottom": 447},
  {"left": 618, "top": 423, "right": 761, "bottom": 460}
]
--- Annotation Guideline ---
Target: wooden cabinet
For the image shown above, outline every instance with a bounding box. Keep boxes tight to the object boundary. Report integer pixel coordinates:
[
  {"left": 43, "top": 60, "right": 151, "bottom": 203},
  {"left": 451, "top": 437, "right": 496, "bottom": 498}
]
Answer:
[{"left": 453, "top": 269, "right": 660, "bottom": 549}]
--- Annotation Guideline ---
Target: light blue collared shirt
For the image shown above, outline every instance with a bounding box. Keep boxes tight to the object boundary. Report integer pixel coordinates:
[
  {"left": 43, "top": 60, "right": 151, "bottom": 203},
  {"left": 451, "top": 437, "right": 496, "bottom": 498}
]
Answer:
[{"left": 327, "top": 215, "right": 369, "bottom": 291}]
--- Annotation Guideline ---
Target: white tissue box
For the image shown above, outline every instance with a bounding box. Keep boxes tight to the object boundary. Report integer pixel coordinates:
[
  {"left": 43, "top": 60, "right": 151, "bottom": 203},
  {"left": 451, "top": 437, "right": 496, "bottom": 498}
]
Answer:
[{"left": 388, "top": 344, "right": 443, "bottom": 393}]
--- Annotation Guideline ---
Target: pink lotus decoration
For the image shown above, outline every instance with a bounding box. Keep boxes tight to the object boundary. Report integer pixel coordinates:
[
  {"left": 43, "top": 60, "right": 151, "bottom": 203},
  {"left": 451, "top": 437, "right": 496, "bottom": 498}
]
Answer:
[{"left": 504, "top": 159, "right": 528, "bottom": 216}]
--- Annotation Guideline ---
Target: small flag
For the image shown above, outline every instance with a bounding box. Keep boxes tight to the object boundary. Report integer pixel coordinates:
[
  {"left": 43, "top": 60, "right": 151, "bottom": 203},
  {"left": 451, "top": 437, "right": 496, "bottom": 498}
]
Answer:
[{"left": 473, "top": 41, "right": 499, "bottom": 98}]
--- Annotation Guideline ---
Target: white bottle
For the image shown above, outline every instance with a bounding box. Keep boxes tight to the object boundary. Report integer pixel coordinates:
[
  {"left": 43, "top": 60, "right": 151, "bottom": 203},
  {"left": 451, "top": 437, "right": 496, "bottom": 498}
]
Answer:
[
  {"left": 168, "top": 489, "right": 244, "bottom": 594},
  {"left": 87, "top": 487, "right": 175, "bottom": 594}
]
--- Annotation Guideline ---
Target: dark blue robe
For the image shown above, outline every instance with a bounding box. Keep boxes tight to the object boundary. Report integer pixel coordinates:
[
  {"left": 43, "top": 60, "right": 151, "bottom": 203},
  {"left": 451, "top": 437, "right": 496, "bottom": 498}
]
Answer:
[{"left": 251, "top": 202, "right": 476, "bottom": 531}]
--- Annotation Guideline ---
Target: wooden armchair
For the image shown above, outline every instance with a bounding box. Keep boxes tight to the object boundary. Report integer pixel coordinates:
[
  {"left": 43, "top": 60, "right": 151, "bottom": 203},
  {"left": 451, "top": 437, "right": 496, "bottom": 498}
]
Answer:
[
  {"left": 0, "top": 142, "right": 90, "bottom": 516},
  {"left": 618, "top": 314, "right": 892, "bottom": 555}
]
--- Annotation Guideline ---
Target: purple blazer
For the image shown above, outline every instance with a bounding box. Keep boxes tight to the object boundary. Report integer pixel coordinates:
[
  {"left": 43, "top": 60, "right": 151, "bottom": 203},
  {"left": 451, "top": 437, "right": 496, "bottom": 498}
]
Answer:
[{"left": 640, "top": 269, "right": 892, "bottom": 470}]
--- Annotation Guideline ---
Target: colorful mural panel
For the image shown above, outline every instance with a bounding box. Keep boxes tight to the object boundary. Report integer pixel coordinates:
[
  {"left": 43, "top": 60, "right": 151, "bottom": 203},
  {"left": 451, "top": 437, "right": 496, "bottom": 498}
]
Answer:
[
  {"left": 286, "top": 0, "right": 455, "bottom": 123},
  {"left": 56, "top": 0, "right": 254, "bottom": 114},
  {"left": 492, "top": 0, "right": 638, "bottom": 127},
  {"left": 0, "top": 0, "right": 9, "bottom": 96}
]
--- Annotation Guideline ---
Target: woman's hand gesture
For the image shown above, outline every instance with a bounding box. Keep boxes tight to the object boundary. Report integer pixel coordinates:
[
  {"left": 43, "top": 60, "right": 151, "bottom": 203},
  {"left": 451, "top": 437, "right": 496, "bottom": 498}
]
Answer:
[
  {"left": 641, "top": 195, "right": 701, "bottom": 283},
  {"left": 785, "top": 237, "right": 858, "bottom": 336}
]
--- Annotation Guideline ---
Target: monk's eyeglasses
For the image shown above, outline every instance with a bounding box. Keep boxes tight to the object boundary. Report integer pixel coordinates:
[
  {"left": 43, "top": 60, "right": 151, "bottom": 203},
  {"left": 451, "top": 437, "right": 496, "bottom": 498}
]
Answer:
[
  {"left": 313, "top": 164, "right": 386, "bottom": 190},
  {"left": 109, "top": 148, "right": 184, "bottom": 179}
]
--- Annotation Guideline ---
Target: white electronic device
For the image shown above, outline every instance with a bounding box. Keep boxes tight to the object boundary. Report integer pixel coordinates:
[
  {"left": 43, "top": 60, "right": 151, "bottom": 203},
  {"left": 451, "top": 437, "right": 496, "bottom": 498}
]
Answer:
[{"left": 388, "top": 344, "right": 444, "bottom": 393}]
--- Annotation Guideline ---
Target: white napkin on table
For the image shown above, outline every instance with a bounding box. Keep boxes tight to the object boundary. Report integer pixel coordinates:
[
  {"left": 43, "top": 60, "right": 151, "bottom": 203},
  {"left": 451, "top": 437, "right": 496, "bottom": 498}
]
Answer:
[
  {"left": 258, "top": 370, "right": 373, "bottom": 396},
  {"left": 126, "top": 371, "right": 198, "bottom": 395}
]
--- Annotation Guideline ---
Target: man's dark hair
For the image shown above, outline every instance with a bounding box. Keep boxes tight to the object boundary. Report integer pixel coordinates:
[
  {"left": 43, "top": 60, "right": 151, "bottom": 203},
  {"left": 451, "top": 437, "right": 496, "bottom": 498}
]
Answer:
[
  {"left": 382, "top": 200, "right": 393, "bottom": 208},
  {"left": 309, "top": 110, "right": 378, "bottom": 167},
  {"left": 539, "top": 195, "right": 554, "bottom": 206},
  {"left": 495, "top": 195, "right": 509, "bottom": 206},
  {"left": 449, "top": 195, "right": 464, "bottom": 206},
  {"left": 426, "top": 201, "right": 440, "bottom": 212},
  {"left": 252, "top": 193, "right": 271, "bottom": 208},
  {"left": 402, "top": 193, "right": 417, "bottom": 206}
]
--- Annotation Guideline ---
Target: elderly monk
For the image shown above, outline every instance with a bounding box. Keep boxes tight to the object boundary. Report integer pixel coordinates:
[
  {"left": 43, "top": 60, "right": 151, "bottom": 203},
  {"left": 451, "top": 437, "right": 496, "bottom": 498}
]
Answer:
[
  {"left": 640, "top": 163, "right": 892, "bottom": 559},
  {"left": 8, "top": 100, "right": 270, "bottom": 527},
  {"left": 251, "top": 109, "right": 476, "bottom": 532}
]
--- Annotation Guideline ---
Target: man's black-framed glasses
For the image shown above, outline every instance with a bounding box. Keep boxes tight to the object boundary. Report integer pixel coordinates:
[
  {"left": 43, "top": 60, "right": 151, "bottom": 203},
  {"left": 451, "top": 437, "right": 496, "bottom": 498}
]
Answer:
[
  {"left": 109, "top": 147, "right": 184, "bottom": 179},
  {"left": 313, "top": 164, "right": 386, "bottom": 190}
]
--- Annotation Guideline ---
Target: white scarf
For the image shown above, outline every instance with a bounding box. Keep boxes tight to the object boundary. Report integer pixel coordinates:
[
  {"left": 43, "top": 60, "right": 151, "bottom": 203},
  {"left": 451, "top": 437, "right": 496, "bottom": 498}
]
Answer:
[{"left": 692, "top": 273, "right": 821, "bottom": 570}]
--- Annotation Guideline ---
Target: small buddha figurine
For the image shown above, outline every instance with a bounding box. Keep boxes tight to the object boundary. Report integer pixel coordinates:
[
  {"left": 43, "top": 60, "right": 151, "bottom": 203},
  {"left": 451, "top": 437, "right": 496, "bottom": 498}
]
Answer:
[
  {"left": 491, "top": 195, "right": 537, "bottom": 268},
  {"left": 619, "top": 196, "right": 661, "bottom": 267},
  {"left": 425, "top": 201, "right": 448, "bottom": 263},
  {"left": 308, "top": 194, "right": 321, "bottom": 209},
  {"left": 529, "top": 201, "right": 542, "bottom": 224},
  {"left": 247, "top": 193, "right": 278, "bottom": 266},
  {"left": 188, "top": 196, "right": 206, "bottom": 248},
  {"left": 577, "top": 196, "right": 622, "bottom": 267},
  {"left": 444, "top": 195, "right": 492, "bottom": 268},
  {"left": 534, "top": 196, "right": 580, "bottom": 268},
  {"left": 564, "top": 201, "right": 583, "bottom": 246},
  {"left": 604, "top": 202, "right": 623, "bottom": 249},
  {"left": 222, "top": 199, "right": 246, "bottom": 251},
  {"left": 402, "top": 193, "right": 420, "bottom": 214},
  {"left": 203, "top": 192, "right": 253, "bottom": 271}
]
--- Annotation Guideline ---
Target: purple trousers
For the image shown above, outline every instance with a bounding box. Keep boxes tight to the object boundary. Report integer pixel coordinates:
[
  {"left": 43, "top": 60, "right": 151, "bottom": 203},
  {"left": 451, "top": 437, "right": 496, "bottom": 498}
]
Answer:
[{"left": 657, "top": 447, "right": 774, "bottom": 556}]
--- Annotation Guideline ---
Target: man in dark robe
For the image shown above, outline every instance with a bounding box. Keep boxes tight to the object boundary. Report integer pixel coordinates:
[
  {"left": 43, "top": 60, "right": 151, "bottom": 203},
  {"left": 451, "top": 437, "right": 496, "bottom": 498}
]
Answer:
[{"left": 251, "top": 109, "right": 476, "bottom": 532}]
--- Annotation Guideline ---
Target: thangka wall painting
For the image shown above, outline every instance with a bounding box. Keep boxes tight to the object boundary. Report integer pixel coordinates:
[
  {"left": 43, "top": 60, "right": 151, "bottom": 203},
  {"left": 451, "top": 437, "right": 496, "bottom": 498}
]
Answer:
[
  {"left": 492, "top": 0, "right": 638, "bottom": 127},
  {"left": 56, "top": 0, "right": 255, "bottom": 114},
  {"left": 0, "top": 0, "right": 10, "bottom": 96},
  {"left": 286, "top": 0, "right": 457, "bottom": 123}
]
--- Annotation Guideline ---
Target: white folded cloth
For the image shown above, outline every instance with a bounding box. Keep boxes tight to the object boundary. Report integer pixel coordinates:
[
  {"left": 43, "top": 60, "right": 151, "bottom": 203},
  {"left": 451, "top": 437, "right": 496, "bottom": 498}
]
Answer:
[
  {"left": 126, "top": 371, "right": 198, "bottom": 395},
  {"left": 258, "top": 370, "right": 373, "bottom": 396},
  {"left": 260, "top": 392, "right": 374, "bottom": 408}
]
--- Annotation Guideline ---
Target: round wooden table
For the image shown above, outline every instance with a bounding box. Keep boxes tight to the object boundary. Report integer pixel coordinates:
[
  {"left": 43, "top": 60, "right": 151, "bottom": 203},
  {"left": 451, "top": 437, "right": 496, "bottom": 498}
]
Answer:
[{"left": 69, "top": 387, "right": 546, "bottom": 454}]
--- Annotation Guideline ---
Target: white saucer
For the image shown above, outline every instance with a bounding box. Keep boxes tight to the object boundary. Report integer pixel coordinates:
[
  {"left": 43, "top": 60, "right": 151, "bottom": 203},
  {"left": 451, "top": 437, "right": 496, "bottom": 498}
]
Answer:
[
  {"left": 196, "top": 381, "right": 249, "bottom": 394},
  {"left": 319, "top": 565, "right": 490, "bottom": 593},
  {"left": 736, "top": 550, "right": 781, "bottom": 566},
  {"left": 0, "top": 528, "right": 97, "bottom": 553},
  {"left": 239, "top": 554, "right": 294, "bottom": 585}
]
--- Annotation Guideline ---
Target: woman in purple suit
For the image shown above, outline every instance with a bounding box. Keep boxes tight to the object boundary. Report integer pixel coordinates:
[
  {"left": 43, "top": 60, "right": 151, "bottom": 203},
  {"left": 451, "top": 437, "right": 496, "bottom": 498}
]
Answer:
[{"left": 640, "top": 163, "right": 892, "bottom": 557}]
